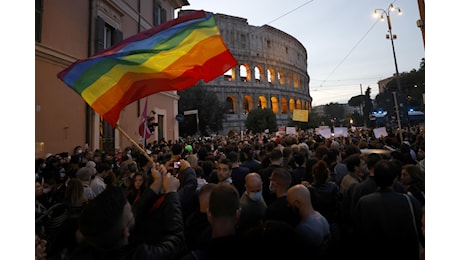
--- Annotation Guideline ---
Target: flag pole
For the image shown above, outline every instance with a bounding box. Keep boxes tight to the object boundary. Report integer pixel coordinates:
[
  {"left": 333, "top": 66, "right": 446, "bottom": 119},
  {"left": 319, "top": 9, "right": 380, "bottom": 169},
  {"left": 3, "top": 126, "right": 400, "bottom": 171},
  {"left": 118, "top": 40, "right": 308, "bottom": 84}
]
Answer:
[
  {"left": 116, "top": 125, "right": 154, "bottom": 164},
  {"left": 143, "top": 118, "right": 147, "bottom": 148}
]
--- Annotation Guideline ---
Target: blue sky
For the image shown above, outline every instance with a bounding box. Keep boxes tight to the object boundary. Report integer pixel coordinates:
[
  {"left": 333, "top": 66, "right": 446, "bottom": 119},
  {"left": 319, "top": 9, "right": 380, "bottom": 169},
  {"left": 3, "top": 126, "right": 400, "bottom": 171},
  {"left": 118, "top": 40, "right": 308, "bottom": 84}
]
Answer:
[{"left": 181, "top": 0, "right": 425, "bottom": 106}]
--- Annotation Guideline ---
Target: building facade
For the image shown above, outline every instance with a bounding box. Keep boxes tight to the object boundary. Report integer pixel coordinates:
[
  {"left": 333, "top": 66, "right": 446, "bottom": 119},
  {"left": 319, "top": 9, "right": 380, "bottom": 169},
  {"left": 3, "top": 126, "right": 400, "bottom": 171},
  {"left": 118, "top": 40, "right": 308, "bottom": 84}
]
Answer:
[
  {"left": 178, "top": 10, "right": 312, "bottom": 135},
  {"left": 35, "top": 0, "right": 189, "bottom": 158}
]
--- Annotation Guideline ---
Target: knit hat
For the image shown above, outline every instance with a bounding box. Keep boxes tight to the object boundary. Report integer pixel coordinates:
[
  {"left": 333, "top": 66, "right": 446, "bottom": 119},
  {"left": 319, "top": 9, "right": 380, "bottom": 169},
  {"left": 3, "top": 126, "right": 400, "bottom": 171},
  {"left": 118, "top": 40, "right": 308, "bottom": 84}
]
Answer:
[
  {"left": 86, "top": 161, "right": 96, "bottom": 168},
  {"left": 76, "top": 166, "right": 96, "bottom": 181}
]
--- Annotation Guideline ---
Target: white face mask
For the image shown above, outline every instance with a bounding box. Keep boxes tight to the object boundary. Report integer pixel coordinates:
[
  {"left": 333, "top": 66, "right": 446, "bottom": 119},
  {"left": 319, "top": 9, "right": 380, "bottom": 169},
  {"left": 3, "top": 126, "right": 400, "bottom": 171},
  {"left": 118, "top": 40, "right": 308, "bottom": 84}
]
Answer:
[
  {"left": 248, "top": 191, "right": 263, "bottom": 201},
  {"left": 42, "top": 188, "right": 51, "bottom": 194}
]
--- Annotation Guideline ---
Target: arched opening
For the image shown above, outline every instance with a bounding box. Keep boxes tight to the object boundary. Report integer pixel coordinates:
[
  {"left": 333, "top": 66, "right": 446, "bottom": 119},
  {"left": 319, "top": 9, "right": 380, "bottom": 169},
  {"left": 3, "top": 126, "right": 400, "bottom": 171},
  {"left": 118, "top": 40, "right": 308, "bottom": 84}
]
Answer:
[
  {"left": 254, "top": 66, "right": 262, "bottom": 83},
  {"left": 296, "top": 99, "right": 302, "bottom": 109},
  {"left": 294, "top": 74, "right": 299, "bottom": 88},
  {"left": 224, "top": 68, "right": 234, "bottom": 81},
  {"left": 278, "top": 70, "right": 285, "bottom": 85},
  {"left": 271, "top": 96, "right": 279, "bottom": 114},
  {"left": 281, "top": 98, "right": 288, "bottom": 114},
  {"left": 267, "top": 67, "right": 275, "bottom": 84},
  {"left": 258, "top": 96, "right": 268, "bottom": 109},
  {"left": 243, "top": 95, "right": 253, "bottom": 114},
  {"left": 240, "top": 64, "right": 250, "bottom": 82},
  {"left": 226, "top": 96, "right": 236, "bottom": 114},
  {"left": 289, "top": 98, "right": 295, "bottom": 113},
  {"left": 286, "top": 72, "right": 292, "bottom": 86}
]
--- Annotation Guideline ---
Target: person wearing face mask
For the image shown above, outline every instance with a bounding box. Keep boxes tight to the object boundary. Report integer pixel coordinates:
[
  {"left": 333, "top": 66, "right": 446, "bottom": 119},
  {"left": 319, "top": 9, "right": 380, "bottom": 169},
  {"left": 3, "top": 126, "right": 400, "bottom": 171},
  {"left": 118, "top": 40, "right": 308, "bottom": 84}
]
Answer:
[
  {"left": 263, "top": 167, "right": 299, "bottom": 227},
  {"left": 73, "top": 146, "right": 84, "bottom": 156},
  {"left": 237, "top": 173, "right": 267, "bottom": 233},
  {"left": 259, "top": 148, "right": 287, "bottom": 207}
]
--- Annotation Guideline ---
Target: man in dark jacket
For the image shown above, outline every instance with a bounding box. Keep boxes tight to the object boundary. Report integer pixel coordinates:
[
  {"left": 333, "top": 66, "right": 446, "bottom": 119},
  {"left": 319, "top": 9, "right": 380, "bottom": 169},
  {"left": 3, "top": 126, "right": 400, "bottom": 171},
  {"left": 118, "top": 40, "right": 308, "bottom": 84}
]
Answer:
[
  {"left": 181, "top": 183, "right": 243, "bottom": 260},
  {"left": 354, "top": 159, "right": 423, "bottom": 260},
  {"left": 71, "top": 165, "right": 184, "bottom": 260}
]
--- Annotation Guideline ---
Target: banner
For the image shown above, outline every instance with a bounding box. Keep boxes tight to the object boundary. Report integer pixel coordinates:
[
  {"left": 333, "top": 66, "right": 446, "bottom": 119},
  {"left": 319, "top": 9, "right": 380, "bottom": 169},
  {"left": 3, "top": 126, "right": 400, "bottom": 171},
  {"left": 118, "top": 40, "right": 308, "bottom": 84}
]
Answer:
[{"left": 292, "top": 109, "right": 309, "bottom": 122}]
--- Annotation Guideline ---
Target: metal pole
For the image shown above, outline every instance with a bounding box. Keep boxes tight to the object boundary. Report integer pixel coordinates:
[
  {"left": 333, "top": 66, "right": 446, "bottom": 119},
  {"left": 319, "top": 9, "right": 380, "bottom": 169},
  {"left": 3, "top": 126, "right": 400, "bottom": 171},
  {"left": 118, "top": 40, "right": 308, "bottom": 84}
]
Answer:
[
  {"left": 380, "top": 7, "right": 404, "bottom": 133},
  {"left": 360, "top": 84, "right": 366, "bottom": 128},
  {"left": 417, "top": 0, "right": 425, "bottom": 48},
  {"left": 386, "top": 14, "right": 401, "bottom": 92},
  {"left": 392, "top": 91, "right": 403, "bottom": 142}
]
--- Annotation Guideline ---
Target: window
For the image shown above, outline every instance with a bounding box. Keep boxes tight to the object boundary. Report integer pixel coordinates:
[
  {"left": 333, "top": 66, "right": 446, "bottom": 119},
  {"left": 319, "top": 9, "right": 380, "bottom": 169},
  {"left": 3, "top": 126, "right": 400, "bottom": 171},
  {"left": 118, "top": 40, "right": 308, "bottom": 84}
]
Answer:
[
  {"left": 154, "top": 3, "right": 166, "bottom": 26},
  {"left": 226, "top": 97, "right": 235, "bottom": 114},
  {"left": 96, "top": 16, "right": 123, "bottom": 53},
  {"left": 35, "top": 0, "right": 43, "bottom": 42},
  {"left": 255, "top": 67, "right": 261, "bottom": 83},
  {"left": 271, "top": 97, "right": 279, "bottom": 114},
  {"left": 224, "top": 68, "right": 233, "bottom": 81},
  {"left": 104, "top": 24, "right": 113, "bottom": 48},
  {"left": 240, "top": 64, "right": 250, "bottom": 82}
]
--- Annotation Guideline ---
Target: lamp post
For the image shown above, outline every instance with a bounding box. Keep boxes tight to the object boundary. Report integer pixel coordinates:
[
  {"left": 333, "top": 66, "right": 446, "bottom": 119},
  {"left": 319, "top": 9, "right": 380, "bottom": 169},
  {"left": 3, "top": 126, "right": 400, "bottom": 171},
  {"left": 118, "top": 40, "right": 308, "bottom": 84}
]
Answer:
[{"left": 373, "top": 4, "right": 403, "bottom": 141}]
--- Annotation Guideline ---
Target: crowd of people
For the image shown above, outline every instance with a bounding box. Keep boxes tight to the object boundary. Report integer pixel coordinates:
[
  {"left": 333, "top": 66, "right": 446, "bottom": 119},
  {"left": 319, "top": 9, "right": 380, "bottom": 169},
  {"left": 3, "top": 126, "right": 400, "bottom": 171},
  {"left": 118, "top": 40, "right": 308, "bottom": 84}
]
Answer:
[{"left": 35, "top": 126, "right": 425, "bottom": 260}]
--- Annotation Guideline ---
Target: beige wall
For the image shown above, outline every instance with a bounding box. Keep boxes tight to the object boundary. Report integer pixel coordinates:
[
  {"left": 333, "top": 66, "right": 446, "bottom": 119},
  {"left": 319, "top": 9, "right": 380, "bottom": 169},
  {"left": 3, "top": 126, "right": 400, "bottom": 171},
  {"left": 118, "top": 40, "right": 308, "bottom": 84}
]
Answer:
[
  {"left": 35, "top": 50, "right": 87, "bottom": 157},
  {"left": 35, "top": 0, "right": 187, "bottom": 157}
]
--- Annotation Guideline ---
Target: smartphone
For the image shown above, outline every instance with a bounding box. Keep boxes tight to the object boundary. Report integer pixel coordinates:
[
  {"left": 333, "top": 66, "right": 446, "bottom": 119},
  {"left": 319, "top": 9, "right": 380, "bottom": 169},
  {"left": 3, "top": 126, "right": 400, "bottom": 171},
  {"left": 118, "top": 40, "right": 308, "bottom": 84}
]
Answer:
[{"left": 173, "top": 161, "right": 181, "bottom": 169}]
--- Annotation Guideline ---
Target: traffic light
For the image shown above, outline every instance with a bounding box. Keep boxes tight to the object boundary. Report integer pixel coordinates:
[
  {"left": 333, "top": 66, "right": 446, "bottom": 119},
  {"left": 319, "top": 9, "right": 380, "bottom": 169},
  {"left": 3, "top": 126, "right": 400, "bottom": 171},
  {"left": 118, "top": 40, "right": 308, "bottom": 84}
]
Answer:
[{"left": 147, "top": 116, "right": 158, "bottom": 133}]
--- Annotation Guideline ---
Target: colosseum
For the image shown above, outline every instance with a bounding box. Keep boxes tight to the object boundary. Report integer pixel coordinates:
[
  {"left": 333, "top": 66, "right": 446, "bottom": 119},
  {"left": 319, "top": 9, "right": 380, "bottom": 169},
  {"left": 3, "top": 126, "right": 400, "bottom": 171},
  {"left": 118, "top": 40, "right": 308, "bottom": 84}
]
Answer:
[{"left": 179, "top": 10, "right": 312, "bottom": 135}]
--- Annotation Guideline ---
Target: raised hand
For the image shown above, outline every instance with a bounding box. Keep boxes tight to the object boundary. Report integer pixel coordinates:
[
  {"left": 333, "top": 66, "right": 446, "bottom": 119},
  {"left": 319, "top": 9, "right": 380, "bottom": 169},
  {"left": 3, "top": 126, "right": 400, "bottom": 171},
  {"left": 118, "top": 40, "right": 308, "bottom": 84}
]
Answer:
[{"left": 162, "top": 172, "right": 180, "bottom": 193}]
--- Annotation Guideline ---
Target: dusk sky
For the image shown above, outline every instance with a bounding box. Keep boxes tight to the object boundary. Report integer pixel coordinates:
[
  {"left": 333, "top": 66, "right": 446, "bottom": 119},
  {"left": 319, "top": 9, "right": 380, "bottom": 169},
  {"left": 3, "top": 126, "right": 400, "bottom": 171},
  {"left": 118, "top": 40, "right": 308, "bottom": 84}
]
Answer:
[
  {"left": 180, "top": 0, "right": 425, "bottom": 106},
  {"left": 5, "top": 3, "right": 459, "bottom": 257}
]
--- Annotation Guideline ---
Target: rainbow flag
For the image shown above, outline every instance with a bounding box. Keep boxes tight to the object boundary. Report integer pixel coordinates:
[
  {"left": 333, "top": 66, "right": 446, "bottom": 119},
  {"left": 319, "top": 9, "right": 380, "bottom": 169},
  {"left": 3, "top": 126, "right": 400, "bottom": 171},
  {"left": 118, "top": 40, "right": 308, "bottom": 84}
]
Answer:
[{"left": 58, "top": 10, "right": 238, "bottom": 127}]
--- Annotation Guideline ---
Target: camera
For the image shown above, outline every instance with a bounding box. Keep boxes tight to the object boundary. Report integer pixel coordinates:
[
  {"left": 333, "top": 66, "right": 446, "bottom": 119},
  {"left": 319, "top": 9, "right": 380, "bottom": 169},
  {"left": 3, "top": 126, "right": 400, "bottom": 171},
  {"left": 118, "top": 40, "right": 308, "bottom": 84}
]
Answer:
[{"left": 173, "top": 161, "right": 181, "bottom": 169}]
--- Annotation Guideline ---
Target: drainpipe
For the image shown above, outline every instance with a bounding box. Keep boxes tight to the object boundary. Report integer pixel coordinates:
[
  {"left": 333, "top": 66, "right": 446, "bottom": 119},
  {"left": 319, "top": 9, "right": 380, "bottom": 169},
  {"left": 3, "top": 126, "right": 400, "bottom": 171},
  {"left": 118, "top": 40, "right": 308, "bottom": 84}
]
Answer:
[
  {"left": 86, "top": 0, "right": 94, "bottom": 145},
  {"left": 137, "top": 0, "right": 141, "bottom": 116}
]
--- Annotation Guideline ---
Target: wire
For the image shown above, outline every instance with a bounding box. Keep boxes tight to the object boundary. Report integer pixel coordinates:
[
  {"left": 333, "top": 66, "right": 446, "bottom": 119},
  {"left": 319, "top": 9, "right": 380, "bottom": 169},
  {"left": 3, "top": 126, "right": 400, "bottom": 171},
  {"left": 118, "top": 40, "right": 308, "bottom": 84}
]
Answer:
[
  {"left": 318, "top": 0, "right": 399, "bottom": 86},
  {"left": 250, "top": 0, "right": 315, "bottom": 33},
  {"left": 320, "top": 20, "right": 380, "bottom": 86},
  {"left": 263, "top": 0, "right": 315, "bottom": 26}
]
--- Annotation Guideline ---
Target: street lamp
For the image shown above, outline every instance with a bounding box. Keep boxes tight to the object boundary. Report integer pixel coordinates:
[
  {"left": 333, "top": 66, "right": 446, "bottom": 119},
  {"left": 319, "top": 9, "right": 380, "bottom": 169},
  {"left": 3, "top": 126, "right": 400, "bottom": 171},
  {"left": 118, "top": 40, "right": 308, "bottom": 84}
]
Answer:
[
  {"left": 373, "top": 4, "right": 404, "bottom": 141},
  {"left": 373, "top": 3, "right": 402, "bottom": 92}
]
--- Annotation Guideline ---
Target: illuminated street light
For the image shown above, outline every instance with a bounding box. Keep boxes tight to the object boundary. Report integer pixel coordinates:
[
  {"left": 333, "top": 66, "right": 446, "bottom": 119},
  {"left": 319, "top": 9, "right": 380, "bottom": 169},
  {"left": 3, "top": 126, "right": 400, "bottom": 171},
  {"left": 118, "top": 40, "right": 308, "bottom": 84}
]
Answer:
[
  {"left": 373, "top": 3, "right": 402, "bottom": 91},
  {"left": 374, "top": 4, "right": 404, "bottom": 141}
]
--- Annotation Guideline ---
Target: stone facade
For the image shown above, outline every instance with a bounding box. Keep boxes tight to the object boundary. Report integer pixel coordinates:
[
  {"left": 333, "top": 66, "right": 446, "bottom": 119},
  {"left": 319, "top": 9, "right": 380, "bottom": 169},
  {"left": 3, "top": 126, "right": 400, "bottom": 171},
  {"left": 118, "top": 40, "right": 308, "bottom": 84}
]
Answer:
[{"left": 179, "top": 10, "right": 312, "bottom": 135}]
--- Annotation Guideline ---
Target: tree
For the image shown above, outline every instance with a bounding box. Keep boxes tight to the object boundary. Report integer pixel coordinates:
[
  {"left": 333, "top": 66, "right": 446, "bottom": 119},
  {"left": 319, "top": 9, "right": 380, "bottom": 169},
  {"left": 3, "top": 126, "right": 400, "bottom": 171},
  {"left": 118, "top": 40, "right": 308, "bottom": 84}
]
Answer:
[
  {"left": 245, "top": 108, "right": 277, "bottom": 133},
  {"left": 178, "top": 83, "right": 226, "bottom": 136},
  {"left": 306, "top": 110, "right": 328, "bottom": 129},
  {"left": 363, "top": 87, "right": 374, "bottom": 126},
  {"left": 377, "top": 58, "right": 425, "bottom": 111},
  {"left": 324, "top": 102, "right": 345, "bottom": 126},
  {"left": 348, "top": 95, "right": 366, "bottom": 108},
  {"left": 374, "top": 58, "right": 425, "bottom": 127},
  {"left": 287, "top": 117, "right": 308, "bottom": 131},
  {"left": 347, "top": 87, "right": 373, "bottom": 127}
]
